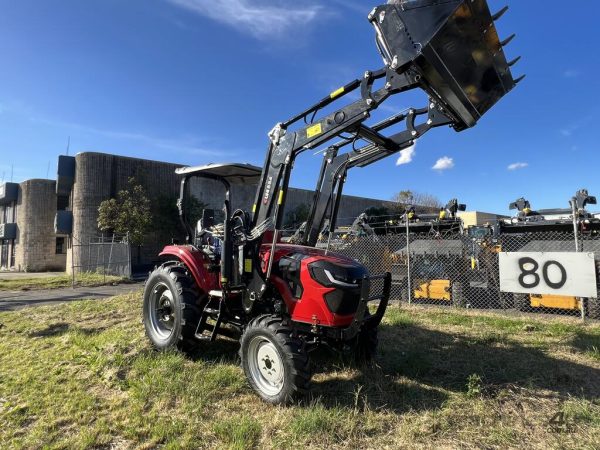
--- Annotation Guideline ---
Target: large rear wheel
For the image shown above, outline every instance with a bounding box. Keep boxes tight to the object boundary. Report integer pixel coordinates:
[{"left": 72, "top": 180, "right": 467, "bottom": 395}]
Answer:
[
  {"left": 143, "top": 263, "right": 201, "bottom": 351},
  {"left": 240, "top": 315, "right": 311, "bottom": 405}
]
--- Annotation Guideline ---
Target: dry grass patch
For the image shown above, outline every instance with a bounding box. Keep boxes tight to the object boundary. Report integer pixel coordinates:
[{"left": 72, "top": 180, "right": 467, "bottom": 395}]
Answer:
[
  {"left": 0, "top": 295, "right": 598, "bottom": 449},
  {"left": 0, "top": 272, "right": 125, "bottom": 291}
]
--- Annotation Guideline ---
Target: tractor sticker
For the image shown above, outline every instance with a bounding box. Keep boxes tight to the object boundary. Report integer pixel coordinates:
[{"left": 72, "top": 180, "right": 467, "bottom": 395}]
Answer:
[{"left": 262, "top": 176, "right": 273, "bottom": 205}]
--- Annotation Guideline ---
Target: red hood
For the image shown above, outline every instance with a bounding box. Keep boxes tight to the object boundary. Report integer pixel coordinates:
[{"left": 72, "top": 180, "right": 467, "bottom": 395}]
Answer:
[{"left": 259, "top": 243, "right": 362, "bottom": 268}]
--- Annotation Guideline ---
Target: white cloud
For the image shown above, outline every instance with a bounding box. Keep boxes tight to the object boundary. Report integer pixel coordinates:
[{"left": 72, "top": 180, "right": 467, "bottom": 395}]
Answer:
[
  {"left": 432, "top": 156, "right": 454, "bottom": 171},
  {"left": 560, "top": 127, "right": 574, "bottom": 137},
  {"left": 564, "top": 69, "right": 580, "bottom": 78},
  {"left": 166, "top": 0, "right": 323, "bottom": 39},
  {"left": 507, "top": 162, "right": 528, "bottom": 171},
  {"left": 34, "top": 117, "right": 229, "bottom": 157},
  {"left": 396, "top": 141, "right": 416, "bottom": 166},
  {"left": 329, "top": 0, "right": 367, "bottom": 14}
]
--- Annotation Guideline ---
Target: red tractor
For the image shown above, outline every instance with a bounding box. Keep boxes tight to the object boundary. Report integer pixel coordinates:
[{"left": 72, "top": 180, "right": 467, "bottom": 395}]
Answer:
[{"left": 143, "top": 0, "right": 521, "bottom": 404}]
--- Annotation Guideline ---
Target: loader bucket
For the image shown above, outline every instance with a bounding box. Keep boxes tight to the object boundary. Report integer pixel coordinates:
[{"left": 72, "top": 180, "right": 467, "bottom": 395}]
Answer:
[{"left": 371, "top": 0, "right": 520, "bottom": 130}]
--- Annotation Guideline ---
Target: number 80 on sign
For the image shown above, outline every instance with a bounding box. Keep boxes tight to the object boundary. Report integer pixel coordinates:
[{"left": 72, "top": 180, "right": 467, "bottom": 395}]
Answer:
[{"left": 499, "top": 252, "right": 597, "bottom": 298}]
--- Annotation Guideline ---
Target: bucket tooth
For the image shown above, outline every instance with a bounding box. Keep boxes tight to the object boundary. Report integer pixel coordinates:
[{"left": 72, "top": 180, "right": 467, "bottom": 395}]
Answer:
[
  {"left": 500, "top": 34, "right": 516, "bottom": 47},
  {"left": 514, "top": 74, "right": 526, "bottom": 84},
  {"left": 508, "top": 56, "right": 521, "bottom": 67},
  {"left": 492, "top": 6, "right": 509, "bottom": 22}
]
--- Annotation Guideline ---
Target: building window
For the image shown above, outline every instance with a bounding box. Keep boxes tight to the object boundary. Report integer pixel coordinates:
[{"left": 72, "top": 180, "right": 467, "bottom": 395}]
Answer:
[
  {"left": 56, "top": 237, "right": 66, "bottom": 255},
  {"left": 57, "top": 195, "right": 70, "bottom": 211}
]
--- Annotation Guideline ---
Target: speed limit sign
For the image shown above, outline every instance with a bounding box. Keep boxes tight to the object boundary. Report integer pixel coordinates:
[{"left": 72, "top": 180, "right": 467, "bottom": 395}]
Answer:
[{"left": 499, "top": 252, "right": 597, "bottom": 298}]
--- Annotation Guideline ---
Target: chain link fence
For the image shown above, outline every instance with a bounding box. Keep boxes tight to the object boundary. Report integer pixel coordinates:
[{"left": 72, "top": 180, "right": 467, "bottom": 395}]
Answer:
[
  {"left": 70, "top": 234, "right": 131, "bottom": 286},
  {"left": 316, "top": 226, "right": 600, "bottom": 323}
]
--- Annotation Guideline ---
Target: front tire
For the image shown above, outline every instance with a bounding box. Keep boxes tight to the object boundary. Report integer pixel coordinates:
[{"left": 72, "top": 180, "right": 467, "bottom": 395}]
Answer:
[
  {"left": 143, "top": 263, "right": 201, "bottom": 351},
  {"left": 239, "top": 315, "right": 311, "bottom": 405}
]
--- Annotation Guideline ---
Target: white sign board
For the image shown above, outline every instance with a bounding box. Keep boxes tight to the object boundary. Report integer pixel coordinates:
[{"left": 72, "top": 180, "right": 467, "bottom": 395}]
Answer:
[{"left": 499, "top": 252, "right": 597, "bottom": 298}]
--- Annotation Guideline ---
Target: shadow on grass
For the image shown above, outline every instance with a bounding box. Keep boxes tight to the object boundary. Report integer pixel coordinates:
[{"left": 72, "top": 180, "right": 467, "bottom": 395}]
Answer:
[
  {"left": 182, "top": 337, "right": 240, "bottom": 365},
  {"left": 27, "top": 323, "right": 109, "bottom": 337},
  {"left": 309, "top": 322, "right": 600, "bottom": 413},
  {"left": 170, "top": 320, "right": 599, "bottom": 415}
]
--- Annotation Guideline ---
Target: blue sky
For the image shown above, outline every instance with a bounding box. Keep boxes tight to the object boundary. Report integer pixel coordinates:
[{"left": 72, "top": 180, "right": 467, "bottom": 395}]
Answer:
[{"left": 1, "top": 0, "right": 599, "bottom": 214}]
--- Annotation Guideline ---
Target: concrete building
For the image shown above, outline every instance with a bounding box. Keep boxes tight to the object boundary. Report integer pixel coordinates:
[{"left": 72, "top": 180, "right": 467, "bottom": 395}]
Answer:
[
  {"left": 2, "top": 151, "right": 396, "bottom": 273},
  {"left": 458, "top": 211, "right": 508, "bottom": 228},
  {"left": 0, "top": 179, "right": 67, "bottom": 271}
]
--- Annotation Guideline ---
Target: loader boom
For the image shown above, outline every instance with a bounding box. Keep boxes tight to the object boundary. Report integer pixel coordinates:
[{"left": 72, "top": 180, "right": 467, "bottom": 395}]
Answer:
[{"left": 246, "top": 0, "right": 521, "bottom": 302}]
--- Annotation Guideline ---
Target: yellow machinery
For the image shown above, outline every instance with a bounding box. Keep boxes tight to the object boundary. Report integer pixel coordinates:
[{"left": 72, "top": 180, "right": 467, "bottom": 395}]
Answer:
[
  {"left": 413, "top": 279, "right": 451, "bottom": 301},
  {"left": 530, "top": 294, "right": 580, "bottom": 310}
]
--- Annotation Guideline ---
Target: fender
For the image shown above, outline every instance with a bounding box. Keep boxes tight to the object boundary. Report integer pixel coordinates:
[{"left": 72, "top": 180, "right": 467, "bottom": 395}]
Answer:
[{"left": 159, "top": 245, "right": 219, "bottom": 294}]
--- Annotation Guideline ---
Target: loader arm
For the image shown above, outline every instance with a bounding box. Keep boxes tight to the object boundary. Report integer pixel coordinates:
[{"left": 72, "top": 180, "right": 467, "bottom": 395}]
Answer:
[
  {"left": 245, "top": 0, "right": 521, "bottom": 303},
  {"left": 302, "top": 99, "right": 454, "bottom": 246}
]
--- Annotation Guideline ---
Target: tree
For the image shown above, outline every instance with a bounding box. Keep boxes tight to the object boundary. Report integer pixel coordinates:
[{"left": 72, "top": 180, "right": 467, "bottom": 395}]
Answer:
[
  {"left": 152, "top": 194, "right": 207, "bottom": 239},
  {"left": 391, "top": 190, "right": 442, "bottom": 212},
  {"left": 98, "top": 177, "right": 152, "bottom": 245}
]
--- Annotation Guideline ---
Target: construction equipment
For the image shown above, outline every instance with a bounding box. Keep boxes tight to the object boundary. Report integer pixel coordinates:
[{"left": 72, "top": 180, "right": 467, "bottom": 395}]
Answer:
[
  {"left": 142, "top": 0, "right": 520, "bottom": 404},
  {"left": 391, "top": 199, "right": 469, "bottom": 306},
  {"left": 500, "top": 189, "right": 600, "bottom": 317}
]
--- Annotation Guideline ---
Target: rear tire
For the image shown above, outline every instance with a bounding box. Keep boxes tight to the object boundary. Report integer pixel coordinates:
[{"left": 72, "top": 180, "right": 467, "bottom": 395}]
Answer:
[
  {"left": 239, "top": 315, "right": 311, "bottom": 405},
  {"left": 143, "top": 263, "right": 201, "bottom": 351}
]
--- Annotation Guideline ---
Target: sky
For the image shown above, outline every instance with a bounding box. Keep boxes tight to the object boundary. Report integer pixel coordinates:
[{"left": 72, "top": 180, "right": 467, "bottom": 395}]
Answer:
[{"left": 1, "top": 0, "right": 599, "bottom": 215}]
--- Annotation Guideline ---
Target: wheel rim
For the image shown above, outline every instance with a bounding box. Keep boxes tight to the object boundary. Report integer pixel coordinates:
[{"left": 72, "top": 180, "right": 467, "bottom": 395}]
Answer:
[
  {"left": 247, "top": 335, "right": 285, "bottom": 396},
  {"left": 148, "top": 282, "right": 175, "bottom": 340}
]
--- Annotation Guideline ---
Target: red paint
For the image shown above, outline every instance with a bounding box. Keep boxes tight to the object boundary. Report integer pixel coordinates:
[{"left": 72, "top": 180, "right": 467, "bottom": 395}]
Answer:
[
  {"left": 260, "top": 243, "right": 358, "bottom": 327},
  {"left": 159, "top": 245, "right": 219, "bottom": 294},
  {"left": 159, "top": 242, "right": 361, "bottom": 328}
]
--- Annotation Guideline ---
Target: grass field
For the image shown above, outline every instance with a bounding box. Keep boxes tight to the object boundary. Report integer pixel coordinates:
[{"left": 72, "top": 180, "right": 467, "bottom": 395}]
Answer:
[
  {"left": 0, "top": 272, "right": 125, "bottom": 291},
  {"left": 0, "top": 293, "right": 598, "bottom": 449}
]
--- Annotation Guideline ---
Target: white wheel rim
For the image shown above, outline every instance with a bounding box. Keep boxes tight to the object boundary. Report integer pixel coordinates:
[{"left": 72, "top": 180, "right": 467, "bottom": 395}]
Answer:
[{"left": 247, "top": 336, "right": 285, "bottom": 396}]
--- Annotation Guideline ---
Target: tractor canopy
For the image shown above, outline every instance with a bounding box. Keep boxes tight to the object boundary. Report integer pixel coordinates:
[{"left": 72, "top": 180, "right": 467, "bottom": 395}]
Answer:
[
  {"left": 176, "top": 163, "right": 262, "bottom": 185},
  {"left": 372, "top": 0, "right": 520, "bottom": 129}
]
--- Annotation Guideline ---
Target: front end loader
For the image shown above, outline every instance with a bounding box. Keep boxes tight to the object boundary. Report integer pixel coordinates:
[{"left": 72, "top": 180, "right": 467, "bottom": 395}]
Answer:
[{"left": 142, "top": 0, "right": 521, "bottom": 404}]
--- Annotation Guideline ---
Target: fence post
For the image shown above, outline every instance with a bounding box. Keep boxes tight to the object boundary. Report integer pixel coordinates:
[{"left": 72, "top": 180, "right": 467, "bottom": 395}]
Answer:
[
  {"left": 107, "top": 234, "right": 115, "bottom": 278},
  {"left": 570, "top": 199, "right": 586, "bottom": 322},
  {"left": 101, "top": 233, "right": 106, "bottom": 284},
  {"left": 406, "top": 216, "right": 412, "bottom": 306},
  {"left": 71, "top": 236, "right": 75, "bottom": 289},
  {"left": 87, "top": 235, "right": 92, "bottom": 275},
  {"left": 127, "top": 232, "right": 132, "bottom": 280}
]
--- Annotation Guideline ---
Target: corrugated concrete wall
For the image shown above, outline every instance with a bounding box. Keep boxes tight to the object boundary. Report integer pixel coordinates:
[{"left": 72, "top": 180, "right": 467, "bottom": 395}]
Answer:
[{"left": 15, "top": 179, "right": 65, "bottom": 272}]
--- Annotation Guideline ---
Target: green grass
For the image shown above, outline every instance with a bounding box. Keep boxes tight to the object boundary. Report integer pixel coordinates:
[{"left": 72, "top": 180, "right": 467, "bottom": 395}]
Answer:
[
  {"left": 0, "top": 294, "right": 598, "bottom": 449},
  {"left": 0, "top": 272, "right": 126, "bottom": 291}
]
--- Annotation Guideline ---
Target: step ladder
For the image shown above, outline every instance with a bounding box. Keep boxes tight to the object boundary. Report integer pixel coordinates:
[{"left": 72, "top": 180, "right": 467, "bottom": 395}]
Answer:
[{"left": 194, "top": 290, "right": 224, "bottom": 342}]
